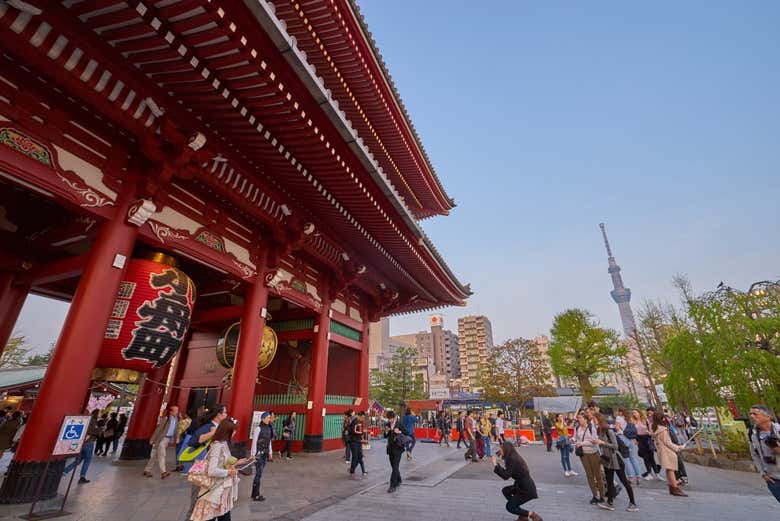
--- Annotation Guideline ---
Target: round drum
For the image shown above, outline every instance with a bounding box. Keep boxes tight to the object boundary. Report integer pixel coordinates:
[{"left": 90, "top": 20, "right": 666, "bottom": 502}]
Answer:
[{"left": 216, "top": 322, "right": 278, "bottom": 370}]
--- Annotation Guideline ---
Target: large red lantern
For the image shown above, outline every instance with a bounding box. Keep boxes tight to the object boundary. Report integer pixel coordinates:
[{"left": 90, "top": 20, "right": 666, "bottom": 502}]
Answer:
[{"left": 97, "top": 254, "right": 196, "bottom": 372}]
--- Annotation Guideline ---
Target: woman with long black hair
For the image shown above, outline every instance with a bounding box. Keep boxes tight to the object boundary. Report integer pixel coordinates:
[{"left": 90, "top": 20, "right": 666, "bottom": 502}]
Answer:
[{"left": 492, "top": 441, "right": 543, "bottom": 521}]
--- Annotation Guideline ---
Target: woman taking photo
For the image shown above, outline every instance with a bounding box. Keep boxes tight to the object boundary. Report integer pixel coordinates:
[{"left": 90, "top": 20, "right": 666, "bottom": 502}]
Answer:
[
  {"left": 595, "top": 418, "right": 639, "bottom": 512},
  {"left": 492, "top": 441, "right": 543, "bottom": 521},
  {"left": 650, "top": 411, "right": 688, "bottom": 497},
  {"left": 191, "top": 418, "right": 251, "bottom": 521},
  {"left": 574, "top": 411, "right": 604, "bottom": 505},
  {"left": 554, "top": 414, "right": 576, "bottom": 477}
]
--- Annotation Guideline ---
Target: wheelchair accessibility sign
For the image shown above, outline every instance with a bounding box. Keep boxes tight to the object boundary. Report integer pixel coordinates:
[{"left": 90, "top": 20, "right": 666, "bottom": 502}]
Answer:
[{"left": 53, "top": 415, "right": 91, "bottom": 456}]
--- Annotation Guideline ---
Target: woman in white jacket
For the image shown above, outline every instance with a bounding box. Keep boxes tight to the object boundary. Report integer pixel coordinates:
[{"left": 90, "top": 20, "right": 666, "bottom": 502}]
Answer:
[{"left": 191, "top": 419, "right": 250, "bottom": 521}]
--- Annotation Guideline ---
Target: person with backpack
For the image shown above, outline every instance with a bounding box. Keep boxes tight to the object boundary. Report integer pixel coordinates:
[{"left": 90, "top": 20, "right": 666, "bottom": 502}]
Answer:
[
  {"left": 748, "top": 404, "right": 780, "bottom": 503},
  {"left": 596, "top": 417, "right": 638, "bottom": 512},
  {"left": 384, "top": 410, "right": 408, "bottom": 493}
]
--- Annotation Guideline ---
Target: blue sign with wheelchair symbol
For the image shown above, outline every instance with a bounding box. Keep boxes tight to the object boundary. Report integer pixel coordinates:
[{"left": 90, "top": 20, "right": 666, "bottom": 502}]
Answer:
[{"left": 62, "top": 424, "right": 84, "bottom": 441}]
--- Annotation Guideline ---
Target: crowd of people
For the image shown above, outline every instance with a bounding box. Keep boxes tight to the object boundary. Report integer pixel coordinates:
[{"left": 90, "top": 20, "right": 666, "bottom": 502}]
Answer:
[{"left": 2, "top": 397, "right": 774, "bottom": 521}]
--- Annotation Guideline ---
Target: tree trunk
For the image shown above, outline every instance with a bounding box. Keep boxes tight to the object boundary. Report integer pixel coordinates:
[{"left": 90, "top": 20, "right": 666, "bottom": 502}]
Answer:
[{"left": 577, "top": 373, "right": 593, "bottom": 403}]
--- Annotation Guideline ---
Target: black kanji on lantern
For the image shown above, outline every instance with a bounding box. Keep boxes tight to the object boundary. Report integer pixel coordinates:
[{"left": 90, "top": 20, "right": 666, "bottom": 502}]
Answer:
[{"left": 122, "top": 267, "right": 193, "bottom": 368}]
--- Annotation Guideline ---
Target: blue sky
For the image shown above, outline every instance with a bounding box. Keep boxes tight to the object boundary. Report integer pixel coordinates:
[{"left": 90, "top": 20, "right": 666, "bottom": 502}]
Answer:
[{"left": 13, "top": 1, "right": 780, "bottom": 352}]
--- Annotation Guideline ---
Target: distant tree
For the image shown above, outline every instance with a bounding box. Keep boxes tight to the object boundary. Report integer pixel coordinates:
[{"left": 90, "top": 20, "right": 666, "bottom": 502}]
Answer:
[
  {"left": 548, "top": 309, "right": 626, "bottom": 402},
  {"left": 25, "top": 343, "right": 55, "bottom": 366},
  {"left": 368, "top": 346, "right": 426, "bottom": 407},
  {"left": 482, "top": 337, "right": 555, "bottom": 416},
  {"left": 0, "top": 335, "right": 31, "bottom": 368},
  {"left": 595, "top": 393, "right": 643, "bottom": 415}
]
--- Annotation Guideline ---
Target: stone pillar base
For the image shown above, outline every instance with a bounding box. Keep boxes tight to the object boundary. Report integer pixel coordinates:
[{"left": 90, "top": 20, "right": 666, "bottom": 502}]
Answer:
[
  {"left": 119, "top": 438, "right": 151, "bottom": 460},
  {"left": 0, "top": 459, "right": 65, "bottom": 504},
  {"left": 302, "top": 434, "right": 323, "bottom": 453}
]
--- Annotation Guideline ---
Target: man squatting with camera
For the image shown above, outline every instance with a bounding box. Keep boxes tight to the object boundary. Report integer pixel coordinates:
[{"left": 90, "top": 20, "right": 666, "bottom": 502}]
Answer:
[{"left": 749, "top": 404, "right": 780, "bottom": 503}]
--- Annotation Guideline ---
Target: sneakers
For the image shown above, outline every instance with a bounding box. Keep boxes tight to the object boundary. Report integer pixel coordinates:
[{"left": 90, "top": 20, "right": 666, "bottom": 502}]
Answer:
[
  {"left": 160, "top": 471, "right": 171, "bottom": 479},
  {"left": 387, "top": 486, "right": 397, "bottom": 493},
  {"left": 143, "top": 471, "right": 152, "bottom": 478},
  {"left": 253, "top": 495, "right": 266, "bottom": 502},
  {"left": 597, "top": 502, "right": 615, "bottom": 511},
  {"left": 589, "top": 496, "right": 599, "bottom": 505},
  {"left": 77, "top": 477, "right": 90, "bottom": 484},
  {"left": 564, "top": 470, "right": 571, "bottom": 477},
  {"left": 406, "top": 453, "right": 412, "bottom": 461},
  {"left": 286, "top": 456, "right": 292, "bottom": 460},
  {"left": 569, "top": 470, "right": 578, "bottom": 476},
  {"left": 626, "top": 503, "right": 640, "bottom": 512},
  {"left": 643, "top": 473, "right": 654, "bottom": 480}
]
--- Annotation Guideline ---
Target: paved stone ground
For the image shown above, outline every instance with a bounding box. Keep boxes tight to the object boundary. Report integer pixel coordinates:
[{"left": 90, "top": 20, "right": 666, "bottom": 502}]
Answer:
[{"left": 0, "top": 442, "right": 777, "bottom": 520}]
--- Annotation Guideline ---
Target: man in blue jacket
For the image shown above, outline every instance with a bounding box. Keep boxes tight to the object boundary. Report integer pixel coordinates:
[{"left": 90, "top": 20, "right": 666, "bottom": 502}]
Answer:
[{"left": 402, "top": 408, "right": 418, "bottom": 461}]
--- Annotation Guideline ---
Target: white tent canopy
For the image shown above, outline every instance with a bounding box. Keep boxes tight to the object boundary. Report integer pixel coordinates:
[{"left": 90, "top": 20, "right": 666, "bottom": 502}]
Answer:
[{"left": 533, "top": 396, "right": 582, "bottom": 414}]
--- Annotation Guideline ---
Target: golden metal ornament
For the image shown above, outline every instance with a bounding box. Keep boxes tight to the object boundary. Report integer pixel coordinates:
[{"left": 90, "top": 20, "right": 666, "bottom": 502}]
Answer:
[
  {"left": 216, "top": 322, "right": 278, "bottom": 370},
  {"left": 258, "top": 325, "right": 278, "bottom": 370}
]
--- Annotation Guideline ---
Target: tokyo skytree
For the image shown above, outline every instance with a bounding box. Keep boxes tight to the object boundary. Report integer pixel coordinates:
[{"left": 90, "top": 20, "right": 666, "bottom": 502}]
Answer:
[{"left": 599, "top": 223, "right": 637, "bottom": 337}]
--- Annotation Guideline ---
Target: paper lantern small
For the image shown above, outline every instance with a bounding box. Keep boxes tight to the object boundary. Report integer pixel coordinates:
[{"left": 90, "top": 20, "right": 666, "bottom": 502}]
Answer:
[{"left": 98, "top": 256, "right": 195, "bottom": 371}]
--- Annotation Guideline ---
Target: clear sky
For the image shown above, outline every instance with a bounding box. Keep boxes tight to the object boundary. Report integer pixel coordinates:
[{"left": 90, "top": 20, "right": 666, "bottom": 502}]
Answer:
[{"left": 12, "top": 1, "right": 780, "bottom": 352}]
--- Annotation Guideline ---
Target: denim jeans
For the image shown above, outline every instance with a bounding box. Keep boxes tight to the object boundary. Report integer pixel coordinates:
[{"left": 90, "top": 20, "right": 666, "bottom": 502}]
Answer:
[
  {"left": 483, "top": 435, "right": 492, "bottom": 457},
  {"left": 767, "top": 479, "right": 780, "bottom": 503},
  {"left": 252, "top": 453, "right": 268, "bottom": 491},
  {"left": 559, "top": 436, "right": 571, "bottom": 471},
  {"left": 405, "top": 434, "right": 416, "bottom": 454},
  {"left": 63, "top": 441, "right": 94, "bottom": 478},
  {"left": 619, "top": 434, "right": 644, "bottom": 478}
]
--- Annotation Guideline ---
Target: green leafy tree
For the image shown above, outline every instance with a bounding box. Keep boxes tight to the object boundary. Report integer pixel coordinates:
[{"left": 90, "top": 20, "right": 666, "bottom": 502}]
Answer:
[
  {"left": 368, "top": 346, "right": 426, "bottom": 407},
  {"left": 482, "top": 337, "right": 555, "bottom": 416},
  {"left": 25, "top": 344, "right": 55, "bottom": 366},
  {"left": 595, "top": 393, "right": 643, "bottom": 415},
  {"left": 548, "top": 309, "right": 626, "bottom": 402},
  {"left": 663, "top": 277, "right": 780, "bottom": 413},
  {"left": 0, "top": 335, "right": 31, "bottom": 368}
]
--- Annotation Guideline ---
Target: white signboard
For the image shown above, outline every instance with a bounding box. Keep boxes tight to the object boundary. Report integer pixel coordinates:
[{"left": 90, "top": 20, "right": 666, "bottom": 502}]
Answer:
[
  {"left": 429, "top": 388, "right": 450, "bottom": 399},
  {"left": 53, "top": 415, "right": 91, "bottom": 456},
  {"left": 250, "top": 410, "right": 266, "bottom": 439}
]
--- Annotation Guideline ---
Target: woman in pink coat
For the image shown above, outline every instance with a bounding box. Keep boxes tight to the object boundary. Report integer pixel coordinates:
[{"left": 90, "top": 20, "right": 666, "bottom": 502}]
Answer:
[{"left": 650, "top": 411, "right": 687, "bottom": 497}]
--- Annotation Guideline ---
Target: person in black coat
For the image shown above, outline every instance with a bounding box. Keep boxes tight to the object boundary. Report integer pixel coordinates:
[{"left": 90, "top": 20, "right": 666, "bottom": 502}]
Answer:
[
  {"left": 492, "top": 441, "right": 543, "bottom": 521},
  {"left": 383, "top": 411, "right": 408, "bottom": 493}
]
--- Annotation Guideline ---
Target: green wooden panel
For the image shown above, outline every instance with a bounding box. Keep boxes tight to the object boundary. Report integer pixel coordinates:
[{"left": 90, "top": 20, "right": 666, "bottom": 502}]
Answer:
[
  {"left": 270, "top": 318, "right": 315, "bottom": 332},
  {"left": 253, "top": 394, "right": 306, "bottom": 406},
  {"left": 323, "top": 414, "right": 345, "bottom": 439},
  {"left": 270, "top": 414, "right": 306, "bottom": 440},
  {"left": 325, "top": 394, "right": 357, "bottom": 405},
  {"left": 329, "top": 320, "right": 361, "bottom": 342}
]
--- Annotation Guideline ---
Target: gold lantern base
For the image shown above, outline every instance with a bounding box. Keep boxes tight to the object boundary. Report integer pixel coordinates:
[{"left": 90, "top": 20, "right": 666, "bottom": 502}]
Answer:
[{"left": 92, "top": 367, "right": 142, "bottom": 384}]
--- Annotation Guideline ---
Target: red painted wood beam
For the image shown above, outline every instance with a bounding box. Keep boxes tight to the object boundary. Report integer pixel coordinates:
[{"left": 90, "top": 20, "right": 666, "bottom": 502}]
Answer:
[
  {"left": 191, "top": 305, "right": 244, "bottom": 326},
  {"left": 22, "top": 254, "right": 88, "bottom": 286}
]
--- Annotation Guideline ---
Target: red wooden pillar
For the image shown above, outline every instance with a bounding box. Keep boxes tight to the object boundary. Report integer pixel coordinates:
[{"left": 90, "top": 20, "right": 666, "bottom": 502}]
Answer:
[
  {"left": 164, "top": 340, "right": 190, "bottom": 416},
  {"left": 357, "top": 315, "right": 370, "bottom": 409},
  {"left": 0, "top": 184, "right": 139, "bottom": 503},
  {"left": 0, "top": 272, "right": 30, "bottom": 359},
  {"left": 303, "top": 288, "right": 331, "bottom": 452},
  {"left": 120, "top": 363, "right": 171, "bottom": 460},
  {"left": 228, "top": 250, "right": 269, "bottom": 454}
]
